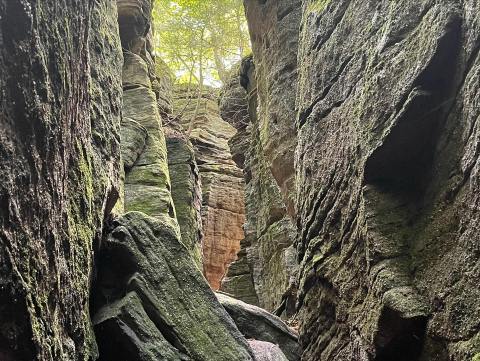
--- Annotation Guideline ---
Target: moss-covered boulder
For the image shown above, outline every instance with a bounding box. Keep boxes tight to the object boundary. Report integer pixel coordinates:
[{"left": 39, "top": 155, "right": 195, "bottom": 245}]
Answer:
[{"left": 93, "top": 212, "right": 254, "bottom": 361}]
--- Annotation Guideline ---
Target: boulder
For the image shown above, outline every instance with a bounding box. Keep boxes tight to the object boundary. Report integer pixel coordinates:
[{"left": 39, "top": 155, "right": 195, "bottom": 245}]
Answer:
[
  {"left": 216, "top": 293, "right": 300, "bottom": 361},
  {"left": 249, "top": 340, "right": 289, "bottom": 361},
  {"left": 93, "top": 212, "right": 254, "bottom": 361}
]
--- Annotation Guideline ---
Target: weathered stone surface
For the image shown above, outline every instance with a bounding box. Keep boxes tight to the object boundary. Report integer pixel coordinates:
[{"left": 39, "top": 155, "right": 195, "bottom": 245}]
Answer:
[
  {"left": 118, "top": 0, "right": 175, "bottom": 223},
  {"left": 94, "top": 292, "right": 189, "bottom": 361},
  {"left": 217, "top": 293, "right": 300, "bottom": 361},
  {"left": 219, "top": 57, "right": 259, "bottom": 306},
  {"left": 166, "top": 132, "right": 203, "bottom": 265},
  {"left": 117, "top": 0, "right": 152, "bottom": 54},
  {"left": 219, "top": 53, "right": 297, "bottom": 314},
  {"left": 173, "top": 88, "right": 246, "bottom": 290},
  {"left": 93, "top": 212, "right": 254, "bottom": 361},
  {"left": 219, "top": 63, "right": 251, "bottom": 132},
  {"left": 248, "top": 340, "right": 289, "bottom": 361},
  {"left": 121, "top": 118, "right": 148, "bottom": 170},
  {"left": 221, "top": 237, "right": 259, "bottom": 306},
  {"left": 0, "top": 0, "right": 122, "bottom": 359},
  {"left": 250, "top": 217, "right": 298, "bottom": 313},
  {"left": 291, "top": 1, "right": 480, "bottom": 360},
  {"left": 123, "top": 52, "right": 152, "bottom": 89},
  {"left": 243, "top": 0, "right": 300, "bottom": 218}
]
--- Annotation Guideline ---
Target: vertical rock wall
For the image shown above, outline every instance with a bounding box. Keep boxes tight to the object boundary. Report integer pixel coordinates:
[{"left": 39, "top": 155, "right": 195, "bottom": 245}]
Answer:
[
  {"left": 173, "top": 88, "right": 246, "bottom": 290},
  {"left": 120, "top": 1, "right": 176, "bottom": 222},
  {"left": 166, "top": 131, "right": 203, "bottom": 266},
  {"left": 0, "top": 0, "right": 123, "bottom": 359},
  {"left": 92, "top": 3, "right": 255, "bottom": 360},
  {"left": 219, "top": 59, "right": 259, "bottom": 306},
  {"left": 294, "top": 1, "right": 480, "bottom": 359},
  {"left": 237, "top": 0, "right": 480, "bottom": 360},
  {"left": 220, "top": 0, "right": 302, "bottom": 314},
  {"left": 241, "top": 0, "right": 480, "bottom": 360}
]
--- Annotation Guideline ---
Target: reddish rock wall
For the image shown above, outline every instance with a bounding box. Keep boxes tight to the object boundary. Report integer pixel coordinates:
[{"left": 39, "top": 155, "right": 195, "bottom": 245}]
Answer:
[{"left": 173, "top": 88, "right": 246, "bottom": 290}]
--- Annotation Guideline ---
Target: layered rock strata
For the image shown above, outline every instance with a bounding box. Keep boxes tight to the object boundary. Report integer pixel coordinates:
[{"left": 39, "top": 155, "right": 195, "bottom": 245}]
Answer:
[
  {"left": 93, "top": 3, "right": 255, "bottom": 360},
  {"left": 293, "top": 1, "right": 480, "bottom": 360},
  {"left": 239, "top": 0, "right": 480, "bottom": 360},
  {"left": 166, "top": 132, "right": 203, "bottom": 266},
  {"left": 173, "top": 88, "right": 246, "bottom": 290},
  {"left": 119, "top": 0, "right": 175, "bottom": 221},
  {"left": 243, "top": 0, "right": 301, "bottom": 218},
  {"left": 0, "top": 1, "right": 123, "bottom": 359},
  {"left": 219, "top": 52, "right": 298, "bottom": 315}
]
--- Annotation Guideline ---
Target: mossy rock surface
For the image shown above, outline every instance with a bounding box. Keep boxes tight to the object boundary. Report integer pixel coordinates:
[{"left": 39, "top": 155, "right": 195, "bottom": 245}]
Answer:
[{"left": 93, "top": 212, "right": 254, "bottom": 361}]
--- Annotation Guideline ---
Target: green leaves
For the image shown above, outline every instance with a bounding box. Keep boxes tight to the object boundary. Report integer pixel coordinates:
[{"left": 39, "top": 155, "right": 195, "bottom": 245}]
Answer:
[{"left": 153, "top": 0, "right": 250, "bottom": 87}]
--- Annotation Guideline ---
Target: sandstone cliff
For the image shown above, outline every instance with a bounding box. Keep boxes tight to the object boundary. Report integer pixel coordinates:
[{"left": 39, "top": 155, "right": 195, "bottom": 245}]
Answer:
[
  {"left": 2, "top": 1, "right": 480, "bottom": 360},
  {"left": 219, "top": 0, "right": 302, "bottom": 314},
  {"left": 173, "top": 87, "right": 246, "bottom": 290},
  {"left": 92, "top": 2, "right": 257, "bottom": 360},
  {"left": 236, "top": 0, "right": 480, "bottom": 360},
  {"left": 0, "top": 1, "right": 122, "bottom": 359}
]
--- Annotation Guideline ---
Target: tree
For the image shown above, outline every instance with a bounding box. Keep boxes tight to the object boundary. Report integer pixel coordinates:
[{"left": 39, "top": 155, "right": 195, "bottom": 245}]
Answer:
[{"left": 153, "top": 0, "right": 250, "bottom": 88}]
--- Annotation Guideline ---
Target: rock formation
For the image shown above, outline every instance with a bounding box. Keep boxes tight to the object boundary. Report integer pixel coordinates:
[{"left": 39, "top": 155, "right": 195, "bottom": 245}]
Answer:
[
  {"left": 166, "top": 132, "right": 203, "bottom": 266},
  {"left": 119, "top": 0, "right": 176, "bottom": 222},
  {"left": 292, "top": 1, "right": 480, "bottom": 360},
  {"left": 92, "top": 1, "right": 257, "bottom": 360},
  {"left": 217, "top": 292, "right": 300, "bottom": 361},
  {"left": 173, "top": 87, "right": 246, "bottom": 290},
  {"left": 234, "top": 0, "right": 480, "bottom": 360},
  {"left": 2, "top": 0, "right": 480, "bottom": 360},
  {"left": 219, "top": 58, "right": 260, "bottom": 306},
  {"left": 93, "top": 213, "right": 254, "bottom": 361},
  {"left": 220, "top": 48, "right": 299, "bottom": 314},
  {"left": 0, "top": 1, "right": 122, "bottom": 359},
  {"left": 249, "top": 340, "right": 290, "bottom": 361}
]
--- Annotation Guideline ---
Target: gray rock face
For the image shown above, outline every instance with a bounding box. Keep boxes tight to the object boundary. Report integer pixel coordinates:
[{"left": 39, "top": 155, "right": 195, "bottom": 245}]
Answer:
[
  {"left": 240, "top": 0, "right": 480, "bottom": 360},
  {"left": 217, "top": 293, "right": 301, "bottom": 361},
  {"left": 221, "top": 236, "right": 259, "bottom": 306},
  {"left": 93, "top": 212, "right": 254, "bottom": 361},
  {"left": 243, "top": 0, "right": 301, "bottom": 218},
  {"left": 219, "top": 59, "right": 259, "bottom": 306},
  {"left": 122, "top": 118, "right": 148, "bottom": 170},
  {"left": 118, "top": 0, "right": 175, "bottom": 222},
  {"left": 291, "top": 1, "right": 480, "bottom": 360},
  {"left": 219, "top": 51, "right": 298, "bottom": 315},
  {"left": 219, "top": 0, "right": 303, "bottom": 315},
  {"left": 166, "top": 133, "right": 203, "bottom": 265},
  {"left": 0, "top": 0, "right": 122, "bottom": 359}
]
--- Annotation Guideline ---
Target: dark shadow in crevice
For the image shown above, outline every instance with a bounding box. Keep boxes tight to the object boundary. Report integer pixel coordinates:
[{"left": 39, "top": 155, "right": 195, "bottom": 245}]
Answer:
[
  {"left": 365, "top": 16, "right": 462, "bottom": 361},
  {"left": 364, "top": 17, "right": 462, "bottom": 199},
  {"left": 90, "top": 242, "right": 138, "bottom": 316},
  {"left": 374, "top": 308, "right": 427, "bottom": 361},
  {"left": 90, "top": 241, "right": 142, "bottom": 361},
  {"left": 95, "top": 319, "right": 140, "bottom": 361}
]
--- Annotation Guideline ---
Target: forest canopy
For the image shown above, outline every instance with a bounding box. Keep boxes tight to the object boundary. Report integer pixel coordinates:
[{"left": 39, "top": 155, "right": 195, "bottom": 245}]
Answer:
[{"left": 153, "top": 0, "right": 251, "bottom": 88}]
